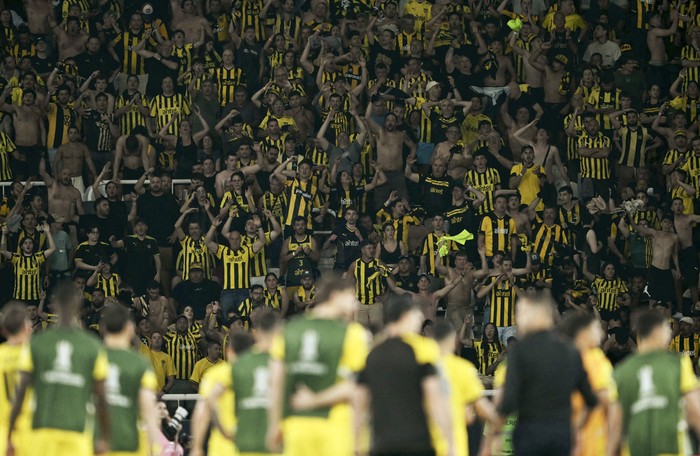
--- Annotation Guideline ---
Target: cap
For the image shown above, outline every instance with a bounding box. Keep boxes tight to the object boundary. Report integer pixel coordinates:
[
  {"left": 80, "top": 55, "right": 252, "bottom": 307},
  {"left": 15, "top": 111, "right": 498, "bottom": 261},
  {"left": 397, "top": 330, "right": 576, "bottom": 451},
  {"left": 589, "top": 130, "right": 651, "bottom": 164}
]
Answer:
[
  {"left": 680, "top": 316, "right": 694, "bottom": 325},
  {"left": 553, "top": 54, "right": 569, "bottom": 66},
  {"left": 301, "top": 270, "right": 312, "bottom": 278},
  {"left": 398, "top": 255, "right": 411, "bottom": 261},
  {"left": 35, "top": 36, "right": 46, "bottom": 44},
  {"left": 675, "top": 130, "right": 688, "bottom": 138},
  {"left": 425, "top": 81, "right": 440, "bottom": 92},
  {"left": 190, "top": 262, "right": 204, "bottom": 271},
  {"left": 359, "top": 239, "right": 373, "bottom": 248},
  {"left": 175, "top": 314, "right": 188, "bottom": 322},
  {"left": 673, "top": 312, "right": 684, "bottom": 320},
  {"left": 530, "top": 253, "right": 540, "bottom": 264},
  {"left": 142, "top": 3, "right": 154, "bottom": 15}
]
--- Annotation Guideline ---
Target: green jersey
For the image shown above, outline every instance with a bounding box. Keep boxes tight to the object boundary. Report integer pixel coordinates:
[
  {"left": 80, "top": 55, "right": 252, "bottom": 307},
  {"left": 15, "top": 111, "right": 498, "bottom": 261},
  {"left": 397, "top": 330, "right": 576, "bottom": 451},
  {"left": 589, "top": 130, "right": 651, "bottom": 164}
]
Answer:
[
  {"left": 100, "top": 348, "right": 157, "bottom": 453},
  {"left": 19, "top": 327, "right": 107, "bottom": 432},
  {"left": 232, "top": 349, "right": 271, "bottom": 453},
  {"left": 614, "top": 351, "right": 697, "bottom": 456},
  {"left": 281, "top": 317, "right": 348, "bottom": 418}
]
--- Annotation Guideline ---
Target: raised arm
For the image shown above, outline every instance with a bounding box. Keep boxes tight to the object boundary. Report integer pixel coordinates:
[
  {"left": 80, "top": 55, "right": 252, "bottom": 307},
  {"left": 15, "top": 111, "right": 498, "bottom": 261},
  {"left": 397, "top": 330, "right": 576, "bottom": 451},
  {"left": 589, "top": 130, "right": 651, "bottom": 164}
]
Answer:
[{"left": 404, "top": 156, "right": 420, "bottom": 183}]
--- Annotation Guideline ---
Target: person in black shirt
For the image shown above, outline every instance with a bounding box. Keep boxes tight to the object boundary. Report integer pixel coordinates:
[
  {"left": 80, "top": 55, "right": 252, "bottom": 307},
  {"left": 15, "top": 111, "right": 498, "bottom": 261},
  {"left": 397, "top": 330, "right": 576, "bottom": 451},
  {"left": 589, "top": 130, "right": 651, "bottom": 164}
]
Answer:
[
  {"left": 391, "top": 255, "right": 419, "bottom": 293},
  {"left": 324, "top": 206, "right": 362, "bottom": 271},
  {"left": 357, "top": 295, "right": 453, "bottom": 456},
  {"left": 497, "top": 293, "right": 598, "bottom": 455},
  {"left": 109, "top": 218, "right": 161, "bottom": 296},
  {"left": 405, "top": 156, "right": 454, "bottom": 218},
  {"left": 135, "top": 171, "right": 181, "bottom": 295},
  {"left": 171, "top": 262, "right": 221, "bottom": 320},
  {"left": 136, "top": 34, "right": 180, "bottom": 98},
  {"left": 370, "top": 27, "right": 401, "bottom": 78}
]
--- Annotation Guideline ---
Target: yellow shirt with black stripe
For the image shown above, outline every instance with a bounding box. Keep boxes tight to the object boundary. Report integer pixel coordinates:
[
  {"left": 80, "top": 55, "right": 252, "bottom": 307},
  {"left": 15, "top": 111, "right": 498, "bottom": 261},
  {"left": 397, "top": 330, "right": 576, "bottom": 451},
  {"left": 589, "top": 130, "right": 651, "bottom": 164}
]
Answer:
[
  {"left": 0, "top": 343, "right": 33, "bottom": 456},
  {"left": 0, "top": 131, "right": 15, "bottom": 181},
  {"left": 591, "top": 276, "right": 628, "bottom": 313},
  {"left": 479, "top": 214, "right": 517, "bottom": 257},
  {"left": 464, "top": 168, "right": 500, "bottom": 215},
  {"left": 111, "top": 31, "right": 146, "bottom": 75},
  {"left": 443, "top": 354, "right": 484, "bottom": 456},
  {"left": 216, "top": 244, "right": 253, "bottom": 290},
  {"left": 578, "top": 133, "right": 611, "bottom": 180},
  {"left": 149, "top": 93, "right": 191, "bottom": 137},
  {"left": 587, "top": 87, "right": 621, "bottom": 132},
  {"left": 163, "top": 329, "right": 202, "bottom": 380}
]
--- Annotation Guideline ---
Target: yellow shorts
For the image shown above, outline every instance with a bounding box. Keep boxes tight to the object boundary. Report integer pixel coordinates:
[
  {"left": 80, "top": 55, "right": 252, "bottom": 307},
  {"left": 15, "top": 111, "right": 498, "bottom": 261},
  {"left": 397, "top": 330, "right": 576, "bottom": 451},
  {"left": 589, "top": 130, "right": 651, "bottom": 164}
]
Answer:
[
  {"left": 31, "top": 429, "right": 92, "bottom": 456},
  {"left": 283, "top": 415, "right": 352, "bottom": 456}
]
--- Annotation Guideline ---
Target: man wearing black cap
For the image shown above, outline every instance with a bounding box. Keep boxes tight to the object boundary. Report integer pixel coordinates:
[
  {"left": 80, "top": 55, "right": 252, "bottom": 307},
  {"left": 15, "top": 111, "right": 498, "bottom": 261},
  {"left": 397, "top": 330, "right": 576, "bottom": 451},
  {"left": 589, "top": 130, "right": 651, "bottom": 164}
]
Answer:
[
  {"left": 109, "top": 217, "right": 161, "bottom": 296},
  {"left": 392, "top": 255, "right": 419, "bottom": 292}
]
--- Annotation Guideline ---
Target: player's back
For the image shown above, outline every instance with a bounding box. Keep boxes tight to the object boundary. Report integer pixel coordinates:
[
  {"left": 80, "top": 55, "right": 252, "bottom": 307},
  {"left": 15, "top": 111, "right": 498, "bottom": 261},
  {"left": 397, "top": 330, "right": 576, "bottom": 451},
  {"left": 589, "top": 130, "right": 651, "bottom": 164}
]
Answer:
[
  {"left": 26, "top": 327, "right": 106, "bottom": 433},
  {"left": 198, "top": 361, "right": 236, "bottom": 455},
  {"left": 0, "top": 343, "right": 32, "bottom": 456},
  {"left": 102, "top": 347, "right": 156, "bottom": 455}
]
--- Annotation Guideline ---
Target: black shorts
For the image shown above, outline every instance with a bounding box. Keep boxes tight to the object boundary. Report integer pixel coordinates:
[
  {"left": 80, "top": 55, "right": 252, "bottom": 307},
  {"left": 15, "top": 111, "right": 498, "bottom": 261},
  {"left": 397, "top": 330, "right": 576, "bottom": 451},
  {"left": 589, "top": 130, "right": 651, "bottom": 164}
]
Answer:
[
  {"left": 679, "top": 247, "right": 699, "bottom": 286},
  {"left": 647, "top": 266, "right": 674, "bottom": 303}
]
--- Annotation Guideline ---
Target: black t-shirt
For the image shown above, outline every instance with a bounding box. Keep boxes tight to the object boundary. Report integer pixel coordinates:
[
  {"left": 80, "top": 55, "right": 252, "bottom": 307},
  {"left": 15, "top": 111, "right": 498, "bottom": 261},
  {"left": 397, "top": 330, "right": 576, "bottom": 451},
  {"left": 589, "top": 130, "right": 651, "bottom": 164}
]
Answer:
[
  {"left": 419, "top": 173, "right": 453, "bottom": 217},
  {"left": 172, "top": 279, "right": 221, "bottom": 320},
  {"left": 394, "top": 273, "right": 419, "bottom": 292},
  {"left": 236, "top": 42, "right": 262, "bottom": 88},
  {"left": 370, "top": 43, "right": 401, "bottom": 78},
  {"left": 136, "top": 192, "right": 180, "bottom": 246},
  {"left": 74, "top": 241, "right": 115, "bottom": 277},
  {"left": 331, "top": 224, "right": 361, "bottom": 270},
  {"left": 430, "top": 111, "right": 464, "bottom": 144},
  {"left": 122, "top": 235, "right": 159, "bottom": 274},
  {"left": 358, "top": 336, "right": 438, "bottom": 453},
  {"left": 145, "top": 57, "right": 180, "bottom": 98},
  {"left": 79, "top": 214, "right": 120, "bottom": 243}
]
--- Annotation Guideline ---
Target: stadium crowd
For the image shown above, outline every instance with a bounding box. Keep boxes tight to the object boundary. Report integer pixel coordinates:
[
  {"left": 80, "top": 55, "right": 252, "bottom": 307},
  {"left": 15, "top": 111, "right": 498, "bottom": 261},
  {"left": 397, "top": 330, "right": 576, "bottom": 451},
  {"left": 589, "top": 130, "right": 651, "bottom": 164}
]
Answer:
[{"left": 1, "top": 0, "right": 700, "bottom": 453}]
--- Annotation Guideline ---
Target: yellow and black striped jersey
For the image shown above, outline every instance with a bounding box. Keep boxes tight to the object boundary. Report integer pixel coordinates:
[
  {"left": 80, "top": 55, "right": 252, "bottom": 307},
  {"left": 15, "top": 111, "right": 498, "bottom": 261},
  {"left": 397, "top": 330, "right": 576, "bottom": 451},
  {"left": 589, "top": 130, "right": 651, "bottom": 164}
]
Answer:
[
  {"left": 486, "top": 275, "right": 516, "bottom": 327},
  {"left": 242, "top": 232, "right": 271, "bottom": 277},
  {"left": 464, "top": 168, "right": 500, "bottom": 215},
  {"left": 10, "top": 252, "right": 45, "bottom": 301},
  {"left": 421, "top": 232, "right": 456, "bottom": 278},
  {"left": 0, "top": 131, "right": 15, "bottom": 181},
  {"left": 681, "top": 153, "right": 700, "bottom": 194},
  {"left": 354, "top": 258, "right": 388, "bottom": 305},
  {"left": 111, "top": 31, "right": 146, "bottom": 75},
  {"left": 587, "top": 87, "right": 621, "bottom": 131},
  {"left": 114, "top": 92, "right": 148, "bottom": 135},
  {"left": 578, "top": 133, "right": 611, "bottom": 180},
  {"left": 215, "top": 65, "right": 246, "bottom": 107},
  {"left": 95, "top": 272, "right": 120, "bottom": 297},
  {"left": 163, "top": 329, "right": 201, "bottom": 380},
  {"left": 215, "top": 244, "right": 253, "bottom": 290},
  {"left": 591, "top": 276, "right": 627, "bottom": 312},
  {"left": 531, "top": 222, "right": 568, "bottom": 265},
  {"left": 479, "top": 213, "right": 517, "bottom": 257},
  {"left": 149, "top": 93, "right": 191, "bottom": 136},
  {"left": 177, "top": 236, "right": 214, "bottom": 280},
  {"left": 618, "top": 125, "right": 653, "bottom": 168},
  {"left": 564, "top": 112, "right": 584, "bottom": 162},
  {"left": 283, "top": 178, "right": 318, "bottom": 229}
]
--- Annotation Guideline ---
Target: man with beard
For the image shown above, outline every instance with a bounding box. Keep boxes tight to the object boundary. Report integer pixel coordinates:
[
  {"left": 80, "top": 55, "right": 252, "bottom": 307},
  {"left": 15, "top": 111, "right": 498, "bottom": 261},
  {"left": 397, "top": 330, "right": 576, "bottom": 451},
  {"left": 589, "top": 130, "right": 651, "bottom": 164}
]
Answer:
[
  {"left": 84, "top": 288, "right": 107, "bottom": 332},
  {"left": 610, "top": 108, "right": 658, "bottom": 189},
  {"left": 172, "top": 262, "right": 221, "bottom": 321},
  {"left": 324, "top": 206, "right": 363, "bottom": 272}
]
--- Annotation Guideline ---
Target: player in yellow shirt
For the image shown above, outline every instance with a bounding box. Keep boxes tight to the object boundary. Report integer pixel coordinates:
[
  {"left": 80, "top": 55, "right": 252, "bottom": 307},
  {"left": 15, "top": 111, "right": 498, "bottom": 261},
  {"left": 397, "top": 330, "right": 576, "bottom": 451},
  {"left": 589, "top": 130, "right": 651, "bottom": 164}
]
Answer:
[
  {"left": 189, "top": 339, "right": 222, "bottom": 392},
  {"left": 190, "top": 330, "right": 253, "bottom": 456},
  {"left": 267, "top": 275, "right": 369, "bottom": 456},
  {"left": 562, "top": 312, "right": 617, "bottom": 456},
  {"left": 0, "top": 303, "right": 33, "bottom": 456},
  {"left": 7, "top": 283, "right": 110, "bottom": 456},
  {"left": 434, "top": 321, "right": 500, "bottom": 456}
]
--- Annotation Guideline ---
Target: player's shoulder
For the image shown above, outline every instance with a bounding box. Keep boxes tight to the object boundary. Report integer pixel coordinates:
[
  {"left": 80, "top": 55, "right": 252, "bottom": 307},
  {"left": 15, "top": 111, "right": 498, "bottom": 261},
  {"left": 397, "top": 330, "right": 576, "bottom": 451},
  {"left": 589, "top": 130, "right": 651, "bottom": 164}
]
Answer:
[{"left": 401, "top": 333, "right": 440, "bottom": 365}]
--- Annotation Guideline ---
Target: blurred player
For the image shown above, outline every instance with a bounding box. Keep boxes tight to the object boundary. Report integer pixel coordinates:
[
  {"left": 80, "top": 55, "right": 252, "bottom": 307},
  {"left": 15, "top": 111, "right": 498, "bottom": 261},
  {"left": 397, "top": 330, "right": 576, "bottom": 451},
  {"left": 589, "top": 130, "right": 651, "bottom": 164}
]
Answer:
[
  {"left": 267, "top": 274, "right": 368, "bottom": 456},
  {"left": 7, "top": 282, "right": 111, "bottom": 456},
  {"left": 0, "top": 303, "right": 32, "bottom": 456},
  {"left": 100, "top": 304, "right": 161, "bottom": 456}
]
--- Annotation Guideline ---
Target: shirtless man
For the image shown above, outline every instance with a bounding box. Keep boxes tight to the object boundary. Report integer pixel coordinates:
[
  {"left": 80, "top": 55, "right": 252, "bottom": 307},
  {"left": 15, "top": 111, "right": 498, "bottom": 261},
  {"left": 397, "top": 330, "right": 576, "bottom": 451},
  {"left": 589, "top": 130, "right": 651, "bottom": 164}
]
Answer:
[
  {"left": 113, "top": 134, "right": 151, "bottom": 181},
  {"left": 629, "top": 212, "right": 681, "bottom": 311},
  {"left": 432, "top": 125, "right": 471, "bottom": 181},
  {"left": 23, "top": 0, "right": 52, "bottom": 34},
  {"left": 0, "top": 86, "right": 44, "bottom": 179},
  {"left": 364, "top": 101, "right": 416, "bottom": 209},
  {"left": 501, "top": 100, "right": 538, "bottom": 154},
  {"left": 49, "top": 16, "right": 88, "bottom": 60},
  {"left": 671, "top": 197, "right": 700, "bottom": 306},
  {"left": 214, "top": 151, "right": 261, "bottom": 198},
  {"left": 508, "top": 32, "right": 544, "bottom": 97},
  {"left": 652, "top": 104, "right": 698, "bottom": 150},
  {"left": 53, "top": 126, "right": 97, "bottom": 194},
  {"left": 79, "top": 71, "right": 116, "bottom": 113},
  {"left": 647, "top": 8, "right": 679, "bottom": 67},
  {"left": 435, "top": 248, "right": 490, "bottom": 330},
  {"left": 285, "top": 91, "right": 313, "bottom": 141},
  {"left": 170, "top": 0, "right": 213, "bottom": 44},
  {"left": 39, "top": 158, "right": 84, "bottom": 245},
  {"left": 528, "top": 42, "right": 568, "bottom": 107},
  {"left": 388, "top": 272, "right": 465, "bottom": 321}
]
